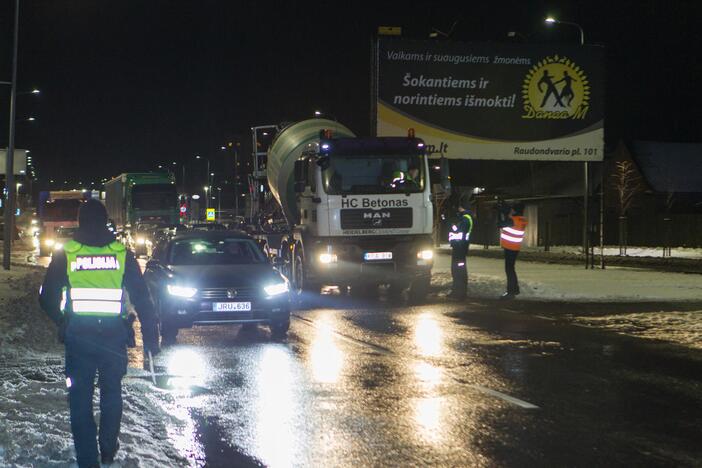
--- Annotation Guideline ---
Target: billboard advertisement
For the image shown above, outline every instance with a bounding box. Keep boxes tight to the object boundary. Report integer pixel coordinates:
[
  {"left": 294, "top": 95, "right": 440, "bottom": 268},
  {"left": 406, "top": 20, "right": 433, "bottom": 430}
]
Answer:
[{"left": 374, "top": 38, "right": 604, "bottom": 161}]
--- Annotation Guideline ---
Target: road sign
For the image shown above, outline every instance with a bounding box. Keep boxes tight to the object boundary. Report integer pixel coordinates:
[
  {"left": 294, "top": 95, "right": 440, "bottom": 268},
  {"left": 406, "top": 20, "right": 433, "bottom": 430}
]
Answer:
[{"left": 206, "top": 208, "right": 215, "bottom": 221}]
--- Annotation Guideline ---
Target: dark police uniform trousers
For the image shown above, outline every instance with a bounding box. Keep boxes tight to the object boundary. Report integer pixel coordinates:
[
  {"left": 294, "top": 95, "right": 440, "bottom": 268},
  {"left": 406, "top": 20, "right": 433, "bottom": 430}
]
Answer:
[{"left": 65, "top": 322, "right": 127, "bottom": 466}]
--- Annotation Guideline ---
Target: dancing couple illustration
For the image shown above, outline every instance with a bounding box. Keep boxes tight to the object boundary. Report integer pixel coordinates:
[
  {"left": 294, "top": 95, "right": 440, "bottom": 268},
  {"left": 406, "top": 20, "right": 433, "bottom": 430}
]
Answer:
[{"left": 537, "top": 70, "right": 577, "bottom": 108}]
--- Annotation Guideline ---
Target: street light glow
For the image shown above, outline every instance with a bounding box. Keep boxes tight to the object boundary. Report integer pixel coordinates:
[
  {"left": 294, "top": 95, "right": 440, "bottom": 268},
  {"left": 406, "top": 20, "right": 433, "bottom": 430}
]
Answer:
[
  {"left": 27, "top": 117, "right": 36, "bottom": 121},
  {"left": 545, "top": 17, "right": 557, "bottom": 24},
  {"left": 31, "top": 89, "right": 40, "bottom": 94},
  {"left": 314, "top": 110, "right": 321, "bottom": 116}
]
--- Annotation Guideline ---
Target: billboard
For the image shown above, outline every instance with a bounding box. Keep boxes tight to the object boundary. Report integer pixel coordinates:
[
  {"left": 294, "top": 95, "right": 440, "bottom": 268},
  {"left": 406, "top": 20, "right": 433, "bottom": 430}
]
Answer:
[
  {"left": 0, "top": 149, "right": 28, "bottom": 175},
  {"left": 373, "top": 38, "right": 604, "bottom": 161}
]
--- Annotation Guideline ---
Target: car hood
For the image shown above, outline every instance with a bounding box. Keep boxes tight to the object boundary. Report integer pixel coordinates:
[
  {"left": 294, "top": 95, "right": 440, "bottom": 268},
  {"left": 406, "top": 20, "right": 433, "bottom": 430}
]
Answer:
[{"left": 166, "top": 264, "right": 285, "bottom": 289}]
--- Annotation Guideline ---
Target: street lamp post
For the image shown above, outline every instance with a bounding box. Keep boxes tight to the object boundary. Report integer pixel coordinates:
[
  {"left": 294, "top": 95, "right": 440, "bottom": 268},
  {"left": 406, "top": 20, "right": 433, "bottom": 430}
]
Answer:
[
  {"left": 216, "top": 187, "right": 221, "bottom": 222},
  {"left": 2, "top": 0, "right": 20, "bottom": 270},
  {"left": 545, "top": 16, "right": 589, "bottom": 268}
]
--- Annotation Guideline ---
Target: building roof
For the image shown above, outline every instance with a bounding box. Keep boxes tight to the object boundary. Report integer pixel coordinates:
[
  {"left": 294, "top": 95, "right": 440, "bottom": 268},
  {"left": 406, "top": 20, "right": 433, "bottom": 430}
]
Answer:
[{"left": 630, "top": 141, "right": 702, "bottom": 193}]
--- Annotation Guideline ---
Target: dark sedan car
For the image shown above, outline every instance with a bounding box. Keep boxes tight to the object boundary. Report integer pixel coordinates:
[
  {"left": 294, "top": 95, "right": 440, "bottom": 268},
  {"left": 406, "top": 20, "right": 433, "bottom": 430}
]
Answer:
[{"left": 144, "top": 231, "right": 290, "bottom": 343}]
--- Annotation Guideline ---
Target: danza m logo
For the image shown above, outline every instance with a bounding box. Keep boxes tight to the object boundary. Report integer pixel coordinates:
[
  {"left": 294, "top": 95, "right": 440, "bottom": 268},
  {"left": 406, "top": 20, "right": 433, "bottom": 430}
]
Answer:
[{"left": 522, "top": 55, "right": 590, "bottom": 120}]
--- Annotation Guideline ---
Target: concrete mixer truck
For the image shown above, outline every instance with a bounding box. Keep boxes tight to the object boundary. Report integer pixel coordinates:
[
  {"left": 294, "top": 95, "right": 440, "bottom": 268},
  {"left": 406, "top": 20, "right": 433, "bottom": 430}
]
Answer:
[{"left": 250, "top": 119, "right": 435, "bottom": 300}]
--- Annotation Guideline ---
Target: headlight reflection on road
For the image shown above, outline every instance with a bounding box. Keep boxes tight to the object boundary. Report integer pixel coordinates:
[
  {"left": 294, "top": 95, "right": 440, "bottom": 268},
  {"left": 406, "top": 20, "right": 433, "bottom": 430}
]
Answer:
[
  {"left": 166, "top": 348, "right": 208, "bottom": 390},
  {"left": 413, "top": 396, "right": 444, "bottom": 444},
  {"left": 255, "top": 346, "right": 297, "bottom": 468},
  {"left": 414, "top": 361, "right": 442, "bottom": 389},
  {"left": 415, "top": 313, "right": 443, "bottom": 357},
  {"left": 309, "top": 319, "right": 344, "bottom": 384}
]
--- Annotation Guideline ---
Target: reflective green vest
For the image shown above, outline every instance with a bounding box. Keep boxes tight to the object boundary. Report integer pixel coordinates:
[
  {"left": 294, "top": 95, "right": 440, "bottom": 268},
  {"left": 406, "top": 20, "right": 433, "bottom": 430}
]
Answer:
[{"left": 64, "top": 240, "right": 127, "bottom": 317}]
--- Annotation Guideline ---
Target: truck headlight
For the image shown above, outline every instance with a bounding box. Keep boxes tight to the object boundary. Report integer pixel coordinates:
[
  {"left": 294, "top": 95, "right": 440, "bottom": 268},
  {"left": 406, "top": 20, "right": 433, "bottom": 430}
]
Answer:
[
  {"left": 44, "top": 238, "right": 55, "bottom": 247},
  {"left": 319, "top": 253, "right": 337, "bottom": 264},
  {"left": 167, "top": 285, "right": 198, "bottom": 298},
  {"left": 417, "top": 249, "right": 433, "bottom": 260},
  {"left": 264, "top": 282, "right": 289, "bottom": 297}
]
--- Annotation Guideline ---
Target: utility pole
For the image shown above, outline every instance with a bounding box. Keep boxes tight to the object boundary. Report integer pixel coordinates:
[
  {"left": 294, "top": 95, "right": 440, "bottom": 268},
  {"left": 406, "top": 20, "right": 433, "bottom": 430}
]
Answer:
[{"left": 3, "top": 0, "right": 20, "bottom": 270}]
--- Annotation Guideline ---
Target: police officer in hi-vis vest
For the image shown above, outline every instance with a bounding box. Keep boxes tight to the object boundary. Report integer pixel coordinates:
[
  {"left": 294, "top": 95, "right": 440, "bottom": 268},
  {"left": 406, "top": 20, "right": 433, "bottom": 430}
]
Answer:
[
  {"left": 447, "top": 199, "right": 474, "bottom": 299},
  {"left": 39, "top": 199, "right": 160, "bottom": 467},
  {"left": 497, "top": 201, "right": 528, "bottom": 300}
]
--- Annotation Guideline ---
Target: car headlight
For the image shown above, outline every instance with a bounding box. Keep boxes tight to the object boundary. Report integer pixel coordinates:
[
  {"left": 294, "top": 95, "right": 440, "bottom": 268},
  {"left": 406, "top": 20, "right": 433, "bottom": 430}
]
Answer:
[
  {"left": 167, "top": 285, "right": 198, "bottom": 298},
  {"left": 318, "top": 253, "right": 337, "bottom": 264},
  {"left": 136, "top": 237, "right": 146, "bottom": 245},
  {"left": 417, "top": 249, "right": 434, "bottom": 260},
  {"left": 53, "top": 242, "right": 64, "bottom": 251},
  {"left": 264, "top": 282, "right": 289, "bottom": 296},
  {"left": 44, "top": 238, "right": 55, "bottom": 247}
]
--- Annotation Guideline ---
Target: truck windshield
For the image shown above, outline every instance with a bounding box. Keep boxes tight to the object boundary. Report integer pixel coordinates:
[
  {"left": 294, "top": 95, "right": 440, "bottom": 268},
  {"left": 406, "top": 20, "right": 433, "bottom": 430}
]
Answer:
[
  {"left": 322, "top": 155, "right": 425, "bottom": 195},
  {"left": 41, "top": 199, "right": 82, "bottom": 222},
  {"left": 132, "top": 184, "right": 177, "bottom": 211}
]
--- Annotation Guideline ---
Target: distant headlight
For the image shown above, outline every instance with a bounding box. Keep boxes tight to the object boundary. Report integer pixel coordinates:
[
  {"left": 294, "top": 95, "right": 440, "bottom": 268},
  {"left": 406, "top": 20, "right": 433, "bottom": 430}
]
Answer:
[
  {"left": 318, "top": 253, "right": 337, "bottom": 264},
  {"left": 264, "top": 282, "right": 289, "bottom": 297},
  {"left": 417, "top": 249, "right": 434, "bottom": 260},
  {"left": 44, "top": 238, "right": 55, "bottom": 247},
  {"left": 167, "top": 285, "right": 198, "bottom": 298},
  {"left": 136, "top": 237, "right": 146, "bottom": 245}
]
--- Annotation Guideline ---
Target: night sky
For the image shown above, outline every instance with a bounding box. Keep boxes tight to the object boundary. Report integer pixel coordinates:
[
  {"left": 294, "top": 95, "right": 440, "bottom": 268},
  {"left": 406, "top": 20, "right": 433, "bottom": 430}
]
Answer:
[{"left": 1, "top": 0, "right": 701, "bottom": 191}]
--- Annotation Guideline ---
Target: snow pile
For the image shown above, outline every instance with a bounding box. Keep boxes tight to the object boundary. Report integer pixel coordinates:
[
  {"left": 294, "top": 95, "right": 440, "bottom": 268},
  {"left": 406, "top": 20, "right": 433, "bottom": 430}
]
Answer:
[
  {"left": 574, "top": 310, "right": 702, "bottom": 349},
  {"left": 0, "top": 267, "right": 185, "bottom": 467}
]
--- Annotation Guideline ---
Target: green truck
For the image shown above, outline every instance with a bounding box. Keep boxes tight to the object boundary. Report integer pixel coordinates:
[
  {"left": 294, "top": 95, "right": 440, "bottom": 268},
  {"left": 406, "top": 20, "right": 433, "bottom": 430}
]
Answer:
[{"left": 104, "top": 172, "right": 178, "bottom": 231}]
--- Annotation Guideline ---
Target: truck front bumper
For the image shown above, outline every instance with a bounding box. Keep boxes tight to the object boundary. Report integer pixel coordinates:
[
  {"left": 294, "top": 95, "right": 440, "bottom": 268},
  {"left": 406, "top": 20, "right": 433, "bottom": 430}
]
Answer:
[{"left": 305, "top": 235, "right": 433, "bottom": 285}]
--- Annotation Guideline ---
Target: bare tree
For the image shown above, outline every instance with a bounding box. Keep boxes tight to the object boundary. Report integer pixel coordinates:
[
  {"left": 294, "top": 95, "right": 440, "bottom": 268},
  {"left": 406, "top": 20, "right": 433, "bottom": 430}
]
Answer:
[{"left": 610, "top": 160, "right": 644, "bottom": 255}]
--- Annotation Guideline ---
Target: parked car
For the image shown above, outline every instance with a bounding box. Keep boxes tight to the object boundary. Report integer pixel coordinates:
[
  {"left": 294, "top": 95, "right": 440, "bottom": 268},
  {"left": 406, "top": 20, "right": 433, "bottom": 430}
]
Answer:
[{"left": 144, "top": 231, "right": 291, "bottom": 343}]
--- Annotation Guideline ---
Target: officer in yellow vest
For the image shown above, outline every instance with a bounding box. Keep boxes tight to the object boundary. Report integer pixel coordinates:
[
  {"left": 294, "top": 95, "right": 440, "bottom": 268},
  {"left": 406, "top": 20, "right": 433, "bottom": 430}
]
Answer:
[
  {"left": 39, "top": 199, "right": 160, "bottom": 467},
  {"left": 447, "top": 199, "right": 474, "bottom": 299}
]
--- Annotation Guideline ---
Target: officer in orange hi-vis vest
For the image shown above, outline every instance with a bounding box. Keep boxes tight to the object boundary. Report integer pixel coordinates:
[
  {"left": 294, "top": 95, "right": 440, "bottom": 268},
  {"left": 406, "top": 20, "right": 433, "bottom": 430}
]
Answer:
[{"left": 497, "top": 201, "right": 527, "bottom": 300}]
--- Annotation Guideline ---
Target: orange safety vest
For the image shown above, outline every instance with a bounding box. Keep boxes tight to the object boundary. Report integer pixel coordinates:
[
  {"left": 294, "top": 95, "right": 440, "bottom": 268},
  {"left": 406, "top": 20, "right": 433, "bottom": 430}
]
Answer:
[{"left": 500, "top": 216, "right": 528, "bottom": 251}]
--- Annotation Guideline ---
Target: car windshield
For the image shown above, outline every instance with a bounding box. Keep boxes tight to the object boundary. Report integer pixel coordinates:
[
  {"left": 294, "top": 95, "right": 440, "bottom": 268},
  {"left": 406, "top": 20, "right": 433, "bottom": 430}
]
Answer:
[
  {"left": 169, "top": 238, "right": 267, "bottom": 265},
  {"left": 322, "top": 155, "right": 425, "bottom": 195}
]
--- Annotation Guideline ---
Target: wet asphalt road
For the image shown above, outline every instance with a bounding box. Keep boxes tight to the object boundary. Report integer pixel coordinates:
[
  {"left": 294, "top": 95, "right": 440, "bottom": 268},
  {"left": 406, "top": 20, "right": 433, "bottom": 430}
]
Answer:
[{"left": 132, "top": 288, "right": 702, "bottom": 467}]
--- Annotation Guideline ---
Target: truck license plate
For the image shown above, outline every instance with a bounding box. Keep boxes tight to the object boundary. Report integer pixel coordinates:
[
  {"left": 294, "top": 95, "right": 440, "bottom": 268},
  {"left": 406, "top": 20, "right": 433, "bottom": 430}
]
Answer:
[
  {"left": 213, "top": 302, "right": 252, "bottom": 312},
  {"left": 364, "top": 252, "right": 393, "bottom": 261}
]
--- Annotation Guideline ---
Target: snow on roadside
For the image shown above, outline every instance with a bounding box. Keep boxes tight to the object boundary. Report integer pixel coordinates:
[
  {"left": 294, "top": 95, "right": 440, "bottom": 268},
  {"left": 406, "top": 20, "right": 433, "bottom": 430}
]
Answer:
[
  {"left": 573, "top": 311, "right": 702, "bottom": 350},
  {"left": 0, "top": 267, "right": 187, "bottom": 467}
]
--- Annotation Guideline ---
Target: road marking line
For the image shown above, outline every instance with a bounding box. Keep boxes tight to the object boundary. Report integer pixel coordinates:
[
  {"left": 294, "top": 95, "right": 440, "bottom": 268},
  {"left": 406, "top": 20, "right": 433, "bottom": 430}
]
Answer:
[
  {"left": 292, "top": 314, "right": 394, "bottom": 355},
  {"left": 469, "top": 384, "right": 540, "bottom": 409},
  {"left": 534, "top": 315, "right": 556, "bottom": 321}
]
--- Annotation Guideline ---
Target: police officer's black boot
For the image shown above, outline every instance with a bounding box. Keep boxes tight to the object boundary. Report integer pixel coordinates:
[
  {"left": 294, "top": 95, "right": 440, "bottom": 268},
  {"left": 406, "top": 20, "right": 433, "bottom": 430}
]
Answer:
[{"left": 100, "top": 440, "right": 119, "bottom": 464}]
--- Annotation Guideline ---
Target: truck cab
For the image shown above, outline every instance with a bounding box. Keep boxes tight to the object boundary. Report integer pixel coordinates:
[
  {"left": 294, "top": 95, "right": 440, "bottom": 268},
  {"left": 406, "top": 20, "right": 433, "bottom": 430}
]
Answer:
[{"left": 290, "top": 132, "right": 434, "bottom": 298}]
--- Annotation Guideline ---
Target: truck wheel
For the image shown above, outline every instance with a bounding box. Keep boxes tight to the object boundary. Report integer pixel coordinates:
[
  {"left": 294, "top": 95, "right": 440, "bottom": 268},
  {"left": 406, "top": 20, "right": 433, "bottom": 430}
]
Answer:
[
  {"left": 270, "top": 319, "right": 290, "bottom": 340},
  {"left": 408, "top": 276, "right": 431, "bottom": 303}
]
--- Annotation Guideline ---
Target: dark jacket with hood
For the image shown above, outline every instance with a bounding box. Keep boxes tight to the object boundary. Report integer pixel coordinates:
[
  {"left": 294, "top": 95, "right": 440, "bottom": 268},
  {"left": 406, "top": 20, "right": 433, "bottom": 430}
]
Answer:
[{"left": 39, "top": 200, "right": 159, "bottom": 351}]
